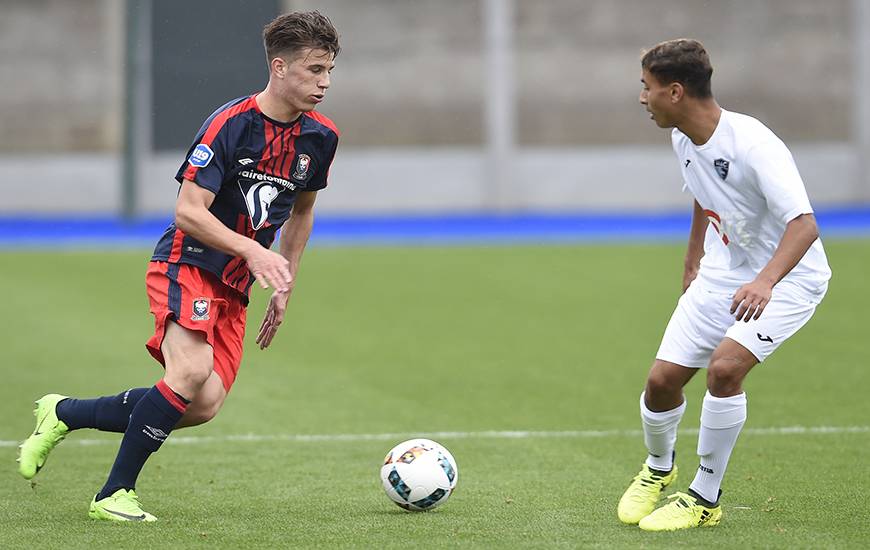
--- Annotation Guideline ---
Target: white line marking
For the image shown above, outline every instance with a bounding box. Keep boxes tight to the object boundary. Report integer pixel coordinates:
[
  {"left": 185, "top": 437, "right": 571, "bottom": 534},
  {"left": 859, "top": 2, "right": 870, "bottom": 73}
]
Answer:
[{"left": 1, "top": 425, "right": 867, "bottom": 448}]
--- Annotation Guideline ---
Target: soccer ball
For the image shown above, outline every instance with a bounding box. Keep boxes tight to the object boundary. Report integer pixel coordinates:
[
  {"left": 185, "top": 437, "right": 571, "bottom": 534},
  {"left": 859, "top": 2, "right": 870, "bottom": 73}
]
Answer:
[{"left": 380, "top": 438, "right": 458, "bottom": 511}]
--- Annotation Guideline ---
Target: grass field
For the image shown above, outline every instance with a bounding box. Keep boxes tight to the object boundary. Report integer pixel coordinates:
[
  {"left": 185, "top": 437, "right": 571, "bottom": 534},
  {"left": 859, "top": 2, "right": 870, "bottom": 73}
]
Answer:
[{"left": 1, "top": 241, "right": 868, "bottom": 548}]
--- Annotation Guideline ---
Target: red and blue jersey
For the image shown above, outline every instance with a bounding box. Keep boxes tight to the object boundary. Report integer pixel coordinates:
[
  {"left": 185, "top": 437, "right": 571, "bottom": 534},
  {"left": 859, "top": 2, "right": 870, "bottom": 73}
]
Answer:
[{"left": 151, "top": 94, "right": 339, "bottom": 298}]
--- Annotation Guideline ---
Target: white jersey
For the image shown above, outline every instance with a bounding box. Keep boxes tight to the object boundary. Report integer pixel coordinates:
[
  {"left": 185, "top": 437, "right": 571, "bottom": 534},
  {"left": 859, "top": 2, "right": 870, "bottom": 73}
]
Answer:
[{"left": 671, "top": 109, "right": 831, "bottom": 299}]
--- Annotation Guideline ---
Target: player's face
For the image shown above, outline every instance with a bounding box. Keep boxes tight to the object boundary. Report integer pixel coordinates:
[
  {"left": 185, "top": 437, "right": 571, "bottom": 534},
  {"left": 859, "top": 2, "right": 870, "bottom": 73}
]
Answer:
[
  {"left": 277, "top": 48, "right": 335, "bottom": 114},
  {"left": 639, "top": 70, "right": 677, "bottom": 128}
]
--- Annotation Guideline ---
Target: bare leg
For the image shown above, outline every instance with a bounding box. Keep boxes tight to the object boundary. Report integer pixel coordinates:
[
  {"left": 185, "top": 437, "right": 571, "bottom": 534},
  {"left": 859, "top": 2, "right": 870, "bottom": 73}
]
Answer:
[
  {"left": 644, "top": 360, "right": 698, "bottom": 411},
  {"left": 177, "top": 371, "right": 227, "bottom": 428}
]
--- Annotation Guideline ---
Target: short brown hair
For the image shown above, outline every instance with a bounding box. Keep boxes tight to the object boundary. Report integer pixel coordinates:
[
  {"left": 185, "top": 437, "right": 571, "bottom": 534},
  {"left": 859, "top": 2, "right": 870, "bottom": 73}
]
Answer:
[
  {"left": 642, "top": 39, "right": 713, "bottom": 98},
  {"left": 263, "top": 11, "right": 340, "bottom": 61}
]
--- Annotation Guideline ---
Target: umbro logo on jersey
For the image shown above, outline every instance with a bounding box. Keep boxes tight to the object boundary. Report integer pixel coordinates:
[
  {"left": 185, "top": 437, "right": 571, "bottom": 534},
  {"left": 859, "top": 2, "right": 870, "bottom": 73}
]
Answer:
[
  {"left": 238, "top": 158, "right": 254, "bottom": 165},
  {"left": 685, "top": 159, "right": 691, "bottom": 167},
  {"left": 714, "top": 158, "right": 729, "bottom": 180},
  {"left": 757, "top": 333, "right": 774, "bottom": 343}
]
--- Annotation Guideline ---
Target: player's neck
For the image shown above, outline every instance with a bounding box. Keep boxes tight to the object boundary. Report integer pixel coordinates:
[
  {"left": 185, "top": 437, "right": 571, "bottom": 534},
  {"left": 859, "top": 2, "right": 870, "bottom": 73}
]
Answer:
[
  {"left": 677, "top": 100, "right": 722, "bottom": 146},
  {"left": 256, "top": 88, "right": 302, "bottom": 124}
]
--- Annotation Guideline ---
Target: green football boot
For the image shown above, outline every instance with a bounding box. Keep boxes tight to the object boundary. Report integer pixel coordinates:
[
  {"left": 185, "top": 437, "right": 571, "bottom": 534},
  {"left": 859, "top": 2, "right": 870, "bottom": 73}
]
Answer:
[
  {"left": 617, "top": 463, "right": 678, "bottom": 524},
  {"left": 17, "top": 394, "right": 69, "bottom": 480},
  {"left": 638, "top": 491, "right": 722, "bottom": 531},
  {"left": 89, "top": 489, "right": 157, "bottom": 522}
]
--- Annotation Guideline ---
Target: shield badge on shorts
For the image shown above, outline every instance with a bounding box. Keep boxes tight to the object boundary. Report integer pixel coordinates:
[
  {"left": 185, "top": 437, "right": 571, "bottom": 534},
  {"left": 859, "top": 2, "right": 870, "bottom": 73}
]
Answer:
[
  {"left": 714, "top": 158, "right": 729, "bottom": 180},
  {"left": 191, "top": 298, "right": 210, "bottom": 321}
]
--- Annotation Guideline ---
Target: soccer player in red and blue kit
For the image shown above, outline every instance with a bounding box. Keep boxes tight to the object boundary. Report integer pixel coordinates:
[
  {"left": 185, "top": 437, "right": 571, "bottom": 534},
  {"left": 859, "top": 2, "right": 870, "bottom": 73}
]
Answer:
[{"left": 17, "top": 12, "right": 340, "bottom": 522}]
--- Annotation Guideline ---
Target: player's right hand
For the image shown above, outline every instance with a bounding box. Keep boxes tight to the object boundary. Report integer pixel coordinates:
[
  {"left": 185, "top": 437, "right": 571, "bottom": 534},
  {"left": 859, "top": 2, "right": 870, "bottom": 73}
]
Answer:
[{"left": 243, "top": 243, "right": 292, "bottom": 293}]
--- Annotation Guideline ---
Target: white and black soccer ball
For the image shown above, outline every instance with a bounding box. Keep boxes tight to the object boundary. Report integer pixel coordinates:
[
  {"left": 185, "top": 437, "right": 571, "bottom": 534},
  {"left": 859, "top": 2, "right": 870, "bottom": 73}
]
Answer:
[{"left": 380, "top": 438, "right": 458, "bottom": 511}]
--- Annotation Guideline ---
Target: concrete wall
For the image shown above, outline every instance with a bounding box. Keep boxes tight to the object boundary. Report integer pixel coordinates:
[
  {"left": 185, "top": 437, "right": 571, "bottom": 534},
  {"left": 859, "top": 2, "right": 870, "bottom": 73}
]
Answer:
[
  {"left": 2, "top": 145, "right": 857, "bottom": 214},
  {"left": 0, "top": 0, "right": 122, "bottom": 152},
  {"left": 0, "top": 0, "right": 865, "bottom": 214},
  {"left": 0, "top": 0, "right": 854, "bottom": 152}
]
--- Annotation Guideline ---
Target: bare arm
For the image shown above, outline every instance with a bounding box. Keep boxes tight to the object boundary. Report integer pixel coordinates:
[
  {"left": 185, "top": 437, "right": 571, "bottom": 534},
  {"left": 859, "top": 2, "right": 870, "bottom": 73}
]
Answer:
[
  {"left": 278, "top": 190, "right": 317, "bottom": 284},
  {"left": 175, "top": 179, "right": 292, "bottom": 292},
  {"left": 731, "top": 213, "right": 820, "bottom": 321},
  {"left": 255, "top": 191, "right": 318, "bottom": 349},
  {"left": 682, "top": 199, "right": 708, "bottom": 292}
]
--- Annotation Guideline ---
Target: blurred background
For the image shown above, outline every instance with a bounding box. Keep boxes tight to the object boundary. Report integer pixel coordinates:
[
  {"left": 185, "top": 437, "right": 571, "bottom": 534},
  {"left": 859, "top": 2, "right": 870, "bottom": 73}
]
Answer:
[{"left": 2, "top": 0, "right": 869, "bottom": 242}]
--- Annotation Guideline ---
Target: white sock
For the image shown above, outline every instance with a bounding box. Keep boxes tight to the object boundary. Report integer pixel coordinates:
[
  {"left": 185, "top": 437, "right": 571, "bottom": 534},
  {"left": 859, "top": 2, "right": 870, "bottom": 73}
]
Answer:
[
  {"left": 641, "top": 392, "right": 686, "bottom": 472},
  {"left": 689, "top": 391, "right": 747, "bottom": 504}
]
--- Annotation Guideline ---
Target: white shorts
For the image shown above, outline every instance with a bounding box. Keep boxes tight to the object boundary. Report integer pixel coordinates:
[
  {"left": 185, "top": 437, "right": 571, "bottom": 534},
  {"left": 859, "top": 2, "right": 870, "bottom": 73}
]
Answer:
[{"left": 655, "top": 280, "right": 824, "bottom": 368}]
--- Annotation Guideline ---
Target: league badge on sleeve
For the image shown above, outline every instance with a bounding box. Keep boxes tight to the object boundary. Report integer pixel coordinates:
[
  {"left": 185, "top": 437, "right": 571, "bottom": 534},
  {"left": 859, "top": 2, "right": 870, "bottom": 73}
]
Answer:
[
  {"left": 191, "top": 298, "right": 210, "bottom": 321},
  {"left": 189, "top": 144, "right": 215, "bottom": 168},
  {"left": 714, "top": 158, "right": 730, "bottom": 180}
]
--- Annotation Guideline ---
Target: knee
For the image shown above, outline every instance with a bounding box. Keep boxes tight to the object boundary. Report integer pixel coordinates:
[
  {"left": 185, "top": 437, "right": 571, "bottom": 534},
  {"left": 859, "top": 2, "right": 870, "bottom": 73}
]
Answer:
[
  {"left": 646, "top": 368, "right": 681, "bottom": 398},
  {"left": 183, "top": 405, "right": 218, "bottom": 427},
  {"left": 707, "top": 358, "right": 745, "bottom": 396},
  {"left": 167, "top": 365, "right": 212, "bottom": 396},
  {"left": 179, "top": 398, "right": 222, "bottom": 428}
]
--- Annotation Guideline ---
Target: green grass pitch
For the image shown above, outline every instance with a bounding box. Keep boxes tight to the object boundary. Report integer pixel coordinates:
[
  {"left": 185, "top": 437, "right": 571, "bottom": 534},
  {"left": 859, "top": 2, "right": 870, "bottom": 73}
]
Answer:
[{"left": 1, "top": 241, "right": 868, "bottom": 548}]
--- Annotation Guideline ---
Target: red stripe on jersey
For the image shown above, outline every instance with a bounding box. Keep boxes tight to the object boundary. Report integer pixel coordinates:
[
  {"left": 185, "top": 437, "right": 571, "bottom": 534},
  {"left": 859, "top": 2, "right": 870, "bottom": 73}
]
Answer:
[
  {"left": 257, "top": 121, "right": 275, "bottom": 173},
  {"left": 167, "top": 228, "right": 186, "bottom": 263},
  {"left": 277, "top": 128, "right": 290, "bottom": 179},
  {"left": 269, "top": 126, "right": 282, "bottom": 175},
  {"left": 183, "top": 96, "right": 257, "bottom": 181},
  {"left": 223, "top": 214, "right": 253, "bottom": 290},
  {"left": 282, "top": 124, "right": 301, "bottom": 179},
  {"left": 235, "top": 212, "right": 252, "bottom": 237},
  {"left": 304, "top": 111, "right": 340, "bottom": 136},
  {"left": 156, "top": 379, "right": 188, "bottom": 413},
  {"left": 703, "top": 209, "right": 730, "bottom": 245}
]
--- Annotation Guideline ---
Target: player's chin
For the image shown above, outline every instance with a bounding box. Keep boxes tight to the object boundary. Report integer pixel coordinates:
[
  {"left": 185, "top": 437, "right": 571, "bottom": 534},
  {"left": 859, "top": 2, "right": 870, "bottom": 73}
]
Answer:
[
  {"left": 303, "top": 96, "right": 325, "bottom": 111},
  {"left": 647, "top": 112, "right": 671, "bottom": 128},
  {"left": 652, "top": 117, "right": 674, "bottom": 129}
]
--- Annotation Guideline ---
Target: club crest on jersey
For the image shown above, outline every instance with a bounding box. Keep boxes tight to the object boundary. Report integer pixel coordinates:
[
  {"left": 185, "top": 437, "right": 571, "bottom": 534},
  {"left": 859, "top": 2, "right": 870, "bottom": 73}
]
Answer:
[
  {"left": 714, "top": 158, "right": 730, "bottom": 180},
  {"left": 191, "top": 298, "right": 210, "bottom": 321},
  {"left": 189, "top": 144, "right": 214, "bottom": 168},
  {"left": 292, "top": 154, "right": 311, "bottom": 181}
]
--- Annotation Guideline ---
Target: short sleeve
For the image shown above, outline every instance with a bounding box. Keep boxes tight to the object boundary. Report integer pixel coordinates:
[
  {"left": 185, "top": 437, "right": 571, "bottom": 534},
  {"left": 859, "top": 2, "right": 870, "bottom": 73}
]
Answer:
[
  {"left": 306, "top": 131, "right": 339, "bottom": 192},
  {"left": 671, "top": 130, "right": 690, "bottom": 194},
  {"left": 174, "top": 119, "right": 233, "bottom": 195},
  {"left": 745, "top": 139, "right": 814, "bottom": 224}
]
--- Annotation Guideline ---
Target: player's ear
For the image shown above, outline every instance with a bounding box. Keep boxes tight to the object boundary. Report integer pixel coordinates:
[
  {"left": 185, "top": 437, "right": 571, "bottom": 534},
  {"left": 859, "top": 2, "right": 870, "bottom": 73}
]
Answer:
[
  {"left": 669, "top": 82, "right": 684, "bottom": 103},
  {"left": 270, "top": 56, "right": 287, "bottom": 79}
]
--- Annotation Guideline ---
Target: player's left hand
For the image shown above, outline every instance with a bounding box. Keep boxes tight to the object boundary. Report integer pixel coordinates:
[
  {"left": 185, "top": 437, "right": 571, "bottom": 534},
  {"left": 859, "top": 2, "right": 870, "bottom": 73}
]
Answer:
[
  {"left": 256, "top": 290, "right": 291, "bottom": 349},
  {"left": 730, "top": 279, "right": 773, "bottom": 322}
]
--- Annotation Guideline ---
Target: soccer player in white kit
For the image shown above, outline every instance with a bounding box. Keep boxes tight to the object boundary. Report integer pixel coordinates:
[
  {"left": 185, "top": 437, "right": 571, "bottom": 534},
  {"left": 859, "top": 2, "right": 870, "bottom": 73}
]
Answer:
[{"left": 617, "top": 39, "right": 832, "bottom": 531}]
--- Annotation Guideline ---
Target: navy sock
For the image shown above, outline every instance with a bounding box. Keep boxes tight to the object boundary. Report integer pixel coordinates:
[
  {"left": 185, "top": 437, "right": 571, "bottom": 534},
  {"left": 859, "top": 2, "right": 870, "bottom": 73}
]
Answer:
[
  {"left": 56, "top": 388, "right": 149, "bottom": 432},
  {"left": 97, "top": 381, "right": 188, "bottom": 500}
]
